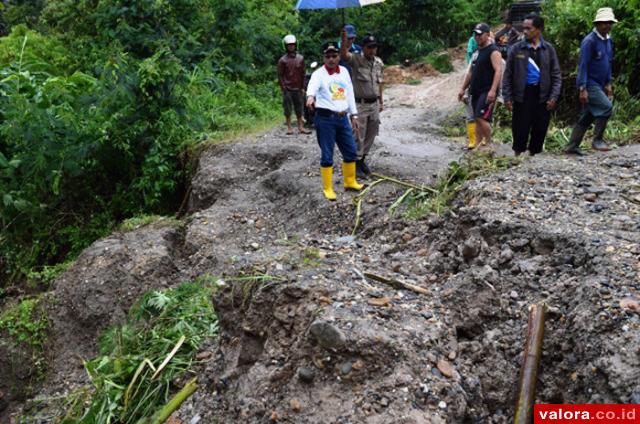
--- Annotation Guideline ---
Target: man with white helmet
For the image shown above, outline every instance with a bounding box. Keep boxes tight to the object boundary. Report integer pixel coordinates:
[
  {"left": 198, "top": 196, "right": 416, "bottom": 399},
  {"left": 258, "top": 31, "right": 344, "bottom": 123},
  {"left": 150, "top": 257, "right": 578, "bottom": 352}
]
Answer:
[
  {"left": 565, "top": 7, "right": 618, "bottom": 155},
  {"left": 278, "top": 34, "right": 311, "bottom": 135}
]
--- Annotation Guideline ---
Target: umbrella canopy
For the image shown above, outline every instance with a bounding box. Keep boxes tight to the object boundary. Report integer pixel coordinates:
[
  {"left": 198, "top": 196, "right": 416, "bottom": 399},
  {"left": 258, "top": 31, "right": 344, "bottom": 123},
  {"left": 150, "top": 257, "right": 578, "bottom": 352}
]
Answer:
[{"left": 295, "top": 0, "right": 384, "bottom": 9}]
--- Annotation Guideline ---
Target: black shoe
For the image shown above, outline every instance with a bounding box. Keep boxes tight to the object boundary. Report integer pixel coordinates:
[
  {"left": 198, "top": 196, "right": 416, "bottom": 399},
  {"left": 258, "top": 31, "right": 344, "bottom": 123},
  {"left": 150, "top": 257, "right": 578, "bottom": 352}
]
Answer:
[
  {"left": 564, "top": 147, "right": 586, "bottom": 156},
  {"left": 356, "top": 160, "right": 367, "bottom": 179},
  {"left": 592, "top": 139, "right": 611, "bottom": 151},
  {"left": 361, "top": 160, "right": 371, "bottom": 176}
]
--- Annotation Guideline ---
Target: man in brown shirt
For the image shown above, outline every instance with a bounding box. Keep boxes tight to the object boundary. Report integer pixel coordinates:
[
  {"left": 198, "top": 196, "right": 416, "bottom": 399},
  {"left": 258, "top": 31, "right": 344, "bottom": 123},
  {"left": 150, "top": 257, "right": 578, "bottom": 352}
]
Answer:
[
  {"left": 277, "top": 34, "right": 310, "bottom": 135},
  {"left": 340, "top": 31, "right": 384, "bottom": 177}
]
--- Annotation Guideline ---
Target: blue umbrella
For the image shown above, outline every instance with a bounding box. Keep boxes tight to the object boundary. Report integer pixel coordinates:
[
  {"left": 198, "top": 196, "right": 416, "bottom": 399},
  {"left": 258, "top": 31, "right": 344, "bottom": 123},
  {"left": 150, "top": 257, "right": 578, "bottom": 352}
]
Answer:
[
  {"left": 295, "top": 0, "right": 385, "bottom": 26},
  {"left": 295, "top": 0, "right": 385, "bottom": 10}
]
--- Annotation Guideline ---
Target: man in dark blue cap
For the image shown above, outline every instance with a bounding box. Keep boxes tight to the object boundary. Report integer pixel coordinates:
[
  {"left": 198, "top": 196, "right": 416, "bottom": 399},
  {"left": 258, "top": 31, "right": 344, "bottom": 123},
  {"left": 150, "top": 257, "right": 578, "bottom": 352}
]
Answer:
[{"left": 339, "top": 24, "right": 362, "bottom": 76}]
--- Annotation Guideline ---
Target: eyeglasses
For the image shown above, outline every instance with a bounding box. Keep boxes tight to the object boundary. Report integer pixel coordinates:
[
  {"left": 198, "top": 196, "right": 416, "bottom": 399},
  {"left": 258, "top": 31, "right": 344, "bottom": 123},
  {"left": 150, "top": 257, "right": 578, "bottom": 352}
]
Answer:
[
  {"left": 324, "top": 54, "right": 339, "bottom": 58},
  {"left": 473, "top": 32, "right": 483, "bottom": 37}
]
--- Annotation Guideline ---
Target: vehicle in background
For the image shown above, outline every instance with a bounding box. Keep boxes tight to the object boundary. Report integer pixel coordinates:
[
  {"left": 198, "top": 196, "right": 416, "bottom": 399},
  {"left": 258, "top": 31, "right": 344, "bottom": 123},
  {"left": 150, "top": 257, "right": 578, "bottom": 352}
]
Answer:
[{"left": 509, "top": 0, "right": 543, "bottom": 31}]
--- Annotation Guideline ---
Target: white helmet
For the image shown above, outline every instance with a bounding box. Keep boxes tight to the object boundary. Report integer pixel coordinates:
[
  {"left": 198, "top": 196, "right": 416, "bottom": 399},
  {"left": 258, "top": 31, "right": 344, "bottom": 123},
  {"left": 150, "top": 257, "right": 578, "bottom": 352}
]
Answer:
[{"left": 283, "top": 34, "right": 297, "bottom": 45}]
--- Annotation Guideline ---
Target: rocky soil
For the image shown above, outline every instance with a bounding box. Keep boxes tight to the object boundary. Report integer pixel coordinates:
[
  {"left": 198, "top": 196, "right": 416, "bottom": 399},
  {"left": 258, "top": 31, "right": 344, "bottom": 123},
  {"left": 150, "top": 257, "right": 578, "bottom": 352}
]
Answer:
[{"left": 3, "top": 56, "right": 639, "bottom": 423}]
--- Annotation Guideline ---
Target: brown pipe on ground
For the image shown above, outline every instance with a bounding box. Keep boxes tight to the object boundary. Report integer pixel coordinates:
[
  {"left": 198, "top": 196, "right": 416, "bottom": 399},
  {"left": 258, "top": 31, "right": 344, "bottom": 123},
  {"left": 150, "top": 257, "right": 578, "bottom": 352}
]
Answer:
[{"left": 514, "top": 303, "right": 547, "bottom": 424}]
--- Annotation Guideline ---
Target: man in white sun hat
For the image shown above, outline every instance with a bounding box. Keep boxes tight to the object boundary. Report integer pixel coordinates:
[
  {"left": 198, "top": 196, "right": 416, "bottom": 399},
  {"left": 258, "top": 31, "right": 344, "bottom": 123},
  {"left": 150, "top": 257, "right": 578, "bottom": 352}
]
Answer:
[{"left": 565, "top": 7, "right": 618, "bottom": 155}]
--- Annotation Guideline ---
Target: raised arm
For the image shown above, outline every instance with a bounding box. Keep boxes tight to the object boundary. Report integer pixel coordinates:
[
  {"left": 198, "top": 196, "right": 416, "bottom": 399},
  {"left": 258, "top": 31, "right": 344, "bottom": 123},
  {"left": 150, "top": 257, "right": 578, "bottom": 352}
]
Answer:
[{"left": 340, "top": 29, "right": 352, "bottom": 61}]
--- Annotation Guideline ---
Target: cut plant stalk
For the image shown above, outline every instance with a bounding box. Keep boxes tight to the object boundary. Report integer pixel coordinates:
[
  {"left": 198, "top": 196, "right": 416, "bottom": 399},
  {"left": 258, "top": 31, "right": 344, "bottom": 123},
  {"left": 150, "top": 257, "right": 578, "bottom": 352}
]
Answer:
[
  {"left": 514, "top": 303, "right": 547, "bottom": 424},
  {"left": 149, "top": 377, "right": 198, "bottom": 424},
  {"left": 352, "top": 175, "right": 437, "bottom": 235},
  {"left": 364, "top": 272, "right": 429, "bottom": 295}
]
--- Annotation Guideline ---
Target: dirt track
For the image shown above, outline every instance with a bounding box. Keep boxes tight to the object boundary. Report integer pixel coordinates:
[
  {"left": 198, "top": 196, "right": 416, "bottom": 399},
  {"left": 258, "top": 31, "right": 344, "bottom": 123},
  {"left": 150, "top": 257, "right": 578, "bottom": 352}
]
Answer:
[{"left": 4, "top": 55, "right": 640, "bottom": 423}]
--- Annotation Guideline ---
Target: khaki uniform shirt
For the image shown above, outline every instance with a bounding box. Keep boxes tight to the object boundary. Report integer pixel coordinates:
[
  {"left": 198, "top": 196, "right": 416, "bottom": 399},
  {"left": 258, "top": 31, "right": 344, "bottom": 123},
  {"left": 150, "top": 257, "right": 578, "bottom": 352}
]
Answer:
[{"left": 346, "top": 54, "right": 384, "bottom": 100}]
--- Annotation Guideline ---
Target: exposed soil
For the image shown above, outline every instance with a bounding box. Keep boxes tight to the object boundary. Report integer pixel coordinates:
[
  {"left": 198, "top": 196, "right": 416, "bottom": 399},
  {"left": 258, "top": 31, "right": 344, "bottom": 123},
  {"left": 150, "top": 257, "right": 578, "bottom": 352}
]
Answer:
[{"left": 3, "top": 56, "right": 640, "bottom": 423}]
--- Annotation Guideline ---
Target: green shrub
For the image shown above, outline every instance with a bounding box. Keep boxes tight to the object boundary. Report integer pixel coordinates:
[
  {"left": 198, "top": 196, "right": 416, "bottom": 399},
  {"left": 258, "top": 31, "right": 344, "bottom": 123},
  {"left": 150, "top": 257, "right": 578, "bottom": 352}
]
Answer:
[
  {"left": 0, "top": 7, "right": 284, "bottom": 286},
  {"left": 60, "top": 281, "right": 219, "bottom": 424},
  {"left": 423, "top": 51, "right": 454, "bottom": 73},
  {"left": 0, "top": 296, "right": 49, "bottom": 375}
]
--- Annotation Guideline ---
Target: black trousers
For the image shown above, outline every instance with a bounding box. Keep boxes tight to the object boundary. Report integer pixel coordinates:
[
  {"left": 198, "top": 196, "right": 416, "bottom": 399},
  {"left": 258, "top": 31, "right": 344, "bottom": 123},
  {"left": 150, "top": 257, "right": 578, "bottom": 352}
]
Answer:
[{"left": 512, "top": 85, "right": 551, "bottom": 155}]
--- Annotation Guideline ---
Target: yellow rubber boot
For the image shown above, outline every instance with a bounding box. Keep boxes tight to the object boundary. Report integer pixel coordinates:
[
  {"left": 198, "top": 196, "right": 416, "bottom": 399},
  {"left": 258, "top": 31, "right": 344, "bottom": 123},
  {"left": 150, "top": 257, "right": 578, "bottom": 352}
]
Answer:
[
  {"left": 342, "top": 161, "right": 364, "bottom": 191},
  {"left": 466, "top": 122, "right": 477, "bottom": 149},
  {"left": 321, "top": 166, "right": 337, "bottom": 200}
]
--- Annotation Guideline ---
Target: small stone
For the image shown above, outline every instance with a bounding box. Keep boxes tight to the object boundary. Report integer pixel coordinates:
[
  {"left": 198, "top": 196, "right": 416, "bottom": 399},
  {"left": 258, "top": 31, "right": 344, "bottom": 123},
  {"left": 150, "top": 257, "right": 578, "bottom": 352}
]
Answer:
[
  {"left": 402, "top": 233, "right": 413, "bottom": 242},
  {"left": 448, "top": 351, "right": 457, "bottom": 360},
  {"left": 499, "top": 248, "right": 514, "bottom": 264},
  {"left": 620, "top": 298, "right": 639, "bottom": 312},
  {"left": 421, "top": 311, "right": 434, "bottom": 320},
  {"left": 510, "top": 290, "right": 519, "bottom": 299},
  {"left": 352, "top": 359, "right": 365, "bottom": 370},
  {"left": 584, "top": 193, "right": 597, "bottom": 202},
  {"left": 298, "top": 367, "right": 315, "bottom": 383},
  {"left": 336, "top": 235, "right": 356, "bottom": 245},
  {"left": 290, "top": 398, "right": 302, "bottom": 412},
  {"left": 437, "top": 359, "right": 454, "bottom": 378},
  {"left": 309, "top": 320, "right": 346, "bottom": 350},
  {"left": 368, "top": 297, "right": 391, "bottom": 307},
  {"left": 270, "top": 410, "right": 279, "bottom": 422},
  {"left": 340, "top": 362, "right": 353, "bottom": 375},
  {"left": 438, "top": 401, "right": 447, "bottom": 409},
  {"left": 417, "top": 248, "right": 429, "bottom": 257},
  {"left": 392, "top": 263, "right": 402, "bottom": 272},
  {"left": 196, "top": 351, "right": 212, "bottom": 361},
  {"left": 250, "top": 242, "right": 260, "bottom": 250}
]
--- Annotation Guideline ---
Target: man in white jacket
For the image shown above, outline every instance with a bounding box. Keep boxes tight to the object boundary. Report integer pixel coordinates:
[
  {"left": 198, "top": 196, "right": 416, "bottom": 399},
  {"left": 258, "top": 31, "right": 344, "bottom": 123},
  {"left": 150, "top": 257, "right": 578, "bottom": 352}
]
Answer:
[{"left": 306, "top": 41, "right": 363, "bottom": 201}]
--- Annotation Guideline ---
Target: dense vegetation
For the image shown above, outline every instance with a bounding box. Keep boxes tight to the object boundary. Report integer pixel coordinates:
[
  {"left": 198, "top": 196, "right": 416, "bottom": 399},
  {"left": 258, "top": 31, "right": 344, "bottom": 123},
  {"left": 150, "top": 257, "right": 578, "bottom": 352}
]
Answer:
[
  {"left": 0, "top": 0, "right": 295, "bottom": 288},
  {"left": 1, "top": 0, "right": 638, "bottom": 291}
]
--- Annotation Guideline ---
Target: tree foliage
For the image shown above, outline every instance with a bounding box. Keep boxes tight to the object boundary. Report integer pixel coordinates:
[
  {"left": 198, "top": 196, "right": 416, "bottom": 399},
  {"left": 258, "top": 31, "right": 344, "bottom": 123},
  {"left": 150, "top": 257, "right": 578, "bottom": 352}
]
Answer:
[{"left": 0, "top": 1, "right": 292, "bottom": 286}]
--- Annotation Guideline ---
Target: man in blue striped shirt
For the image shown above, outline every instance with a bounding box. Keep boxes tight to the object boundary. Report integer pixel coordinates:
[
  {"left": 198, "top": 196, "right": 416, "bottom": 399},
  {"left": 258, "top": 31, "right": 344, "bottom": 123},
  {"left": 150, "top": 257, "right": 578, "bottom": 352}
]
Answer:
[{"left": 565, "top": 7, "right": 617, "bottom": 155}]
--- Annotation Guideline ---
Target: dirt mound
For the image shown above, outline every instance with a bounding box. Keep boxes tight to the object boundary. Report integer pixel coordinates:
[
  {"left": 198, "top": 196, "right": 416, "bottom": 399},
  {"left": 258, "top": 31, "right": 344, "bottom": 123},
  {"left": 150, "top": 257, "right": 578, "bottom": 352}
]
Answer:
[
  {"left": 385, "top": 63, "right": 438, "bottom": 84},
  {"left": 170, "top": 148, "right": 639, "bottom": 423}
]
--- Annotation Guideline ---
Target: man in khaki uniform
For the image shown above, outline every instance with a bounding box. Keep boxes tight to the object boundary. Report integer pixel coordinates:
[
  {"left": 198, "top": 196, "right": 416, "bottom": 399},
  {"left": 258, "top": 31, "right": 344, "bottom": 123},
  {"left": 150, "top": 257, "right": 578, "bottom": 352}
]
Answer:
[{"left": 340, "top": 30, "right": 384, "bottom": 178}]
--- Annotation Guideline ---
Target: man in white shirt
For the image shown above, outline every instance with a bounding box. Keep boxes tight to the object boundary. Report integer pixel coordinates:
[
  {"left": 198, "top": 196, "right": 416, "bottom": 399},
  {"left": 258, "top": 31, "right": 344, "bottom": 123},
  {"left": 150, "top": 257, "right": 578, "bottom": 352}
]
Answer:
[{"left": 306, "top": 42, "right": 363, "bottom": 201}]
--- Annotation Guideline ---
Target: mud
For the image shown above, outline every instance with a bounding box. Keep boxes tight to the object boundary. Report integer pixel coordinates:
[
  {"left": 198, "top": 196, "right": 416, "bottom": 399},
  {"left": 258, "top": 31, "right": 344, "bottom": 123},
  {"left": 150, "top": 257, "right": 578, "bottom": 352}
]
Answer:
[{"left": 3, "top": 55, "right": 640, "bottom": 423}]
